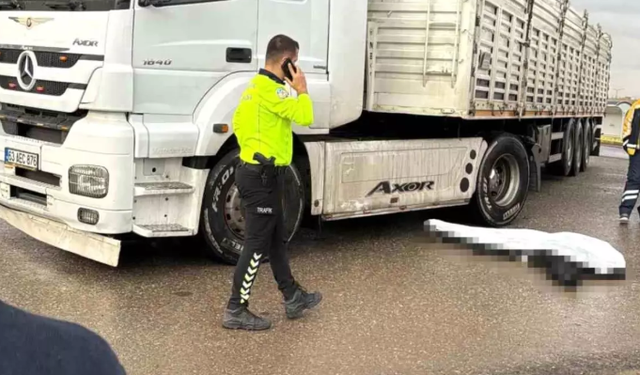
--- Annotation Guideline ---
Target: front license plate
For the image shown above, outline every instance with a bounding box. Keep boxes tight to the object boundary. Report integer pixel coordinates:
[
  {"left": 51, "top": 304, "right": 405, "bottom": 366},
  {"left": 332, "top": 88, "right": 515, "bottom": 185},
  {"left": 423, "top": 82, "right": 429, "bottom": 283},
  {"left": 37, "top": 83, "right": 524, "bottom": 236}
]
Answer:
[{"left": 4, "top": 148, "right": 39, "bottom": 170}]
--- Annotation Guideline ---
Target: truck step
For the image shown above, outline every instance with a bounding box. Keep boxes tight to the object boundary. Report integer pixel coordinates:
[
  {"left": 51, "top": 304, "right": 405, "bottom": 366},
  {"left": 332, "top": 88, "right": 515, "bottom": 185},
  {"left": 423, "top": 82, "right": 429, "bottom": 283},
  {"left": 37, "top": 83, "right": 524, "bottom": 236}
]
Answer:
[
  {"left": 133, "top": 223, "right": 193, "bottom": 238},
  {"left": 134, "top": 182, "right": 194, "bottom": 197}
]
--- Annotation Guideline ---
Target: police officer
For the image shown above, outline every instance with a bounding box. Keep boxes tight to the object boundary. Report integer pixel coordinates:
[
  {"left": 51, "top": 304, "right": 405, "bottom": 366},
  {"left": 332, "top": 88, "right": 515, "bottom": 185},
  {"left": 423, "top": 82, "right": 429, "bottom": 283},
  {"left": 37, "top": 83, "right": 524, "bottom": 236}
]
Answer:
[
  {"left": 620, "top": 98, "right": 640, "bottom": 223},
  {"left": 222, "top": 35, "right": 322, "bottom": 331}
]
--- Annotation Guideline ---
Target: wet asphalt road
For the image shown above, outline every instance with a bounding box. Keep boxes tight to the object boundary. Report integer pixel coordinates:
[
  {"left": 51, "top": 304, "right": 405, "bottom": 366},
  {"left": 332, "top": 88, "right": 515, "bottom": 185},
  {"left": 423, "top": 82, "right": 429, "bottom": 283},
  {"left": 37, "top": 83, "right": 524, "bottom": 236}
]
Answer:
[{"left": 2, "top": 146, "right": 640, "bottom": 375}]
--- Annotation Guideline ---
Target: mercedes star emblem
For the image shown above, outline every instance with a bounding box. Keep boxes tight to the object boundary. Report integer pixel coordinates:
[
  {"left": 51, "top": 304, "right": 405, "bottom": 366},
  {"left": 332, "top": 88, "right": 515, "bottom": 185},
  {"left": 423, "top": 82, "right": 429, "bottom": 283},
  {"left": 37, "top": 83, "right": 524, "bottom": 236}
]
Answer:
[{"left": 16, "top": 51, "right": 37, "bottom": 91}]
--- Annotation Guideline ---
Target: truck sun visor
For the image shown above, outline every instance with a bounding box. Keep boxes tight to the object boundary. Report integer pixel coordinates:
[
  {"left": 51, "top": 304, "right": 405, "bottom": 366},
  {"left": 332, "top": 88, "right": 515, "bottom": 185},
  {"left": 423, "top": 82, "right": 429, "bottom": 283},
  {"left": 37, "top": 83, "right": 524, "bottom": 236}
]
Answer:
[{"left": 424, "top": 220, "right": 626, "bottom": 288}]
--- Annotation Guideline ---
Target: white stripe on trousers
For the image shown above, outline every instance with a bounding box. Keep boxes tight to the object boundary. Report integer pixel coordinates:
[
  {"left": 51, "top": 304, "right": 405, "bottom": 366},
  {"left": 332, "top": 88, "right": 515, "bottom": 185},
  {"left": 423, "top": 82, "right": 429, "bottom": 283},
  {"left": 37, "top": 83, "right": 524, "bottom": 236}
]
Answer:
[{"left": 240, "top": 253, "right": 262, "bottom": 304}]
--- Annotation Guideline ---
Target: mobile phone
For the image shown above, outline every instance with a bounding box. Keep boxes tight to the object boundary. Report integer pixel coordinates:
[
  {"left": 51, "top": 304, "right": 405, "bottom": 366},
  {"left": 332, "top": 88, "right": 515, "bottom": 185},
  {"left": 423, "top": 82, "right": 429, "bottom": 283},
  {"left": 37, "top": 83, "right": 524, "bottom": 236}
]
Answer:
[{"left": 281, "top": 58, "right": 297, "bottom": 81}]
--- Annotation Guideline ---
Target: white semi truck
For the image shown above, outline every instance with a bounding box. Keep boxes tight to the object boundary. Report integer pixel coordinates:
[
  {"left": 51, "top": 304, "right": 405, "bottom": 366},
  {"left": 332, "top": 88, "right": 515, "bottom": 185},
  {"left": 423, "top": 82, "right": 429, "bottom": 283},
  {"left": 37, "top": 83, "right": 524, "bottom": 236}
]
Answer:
[{"left": 0, "top": 0, "right": 611, "bottom": 266}]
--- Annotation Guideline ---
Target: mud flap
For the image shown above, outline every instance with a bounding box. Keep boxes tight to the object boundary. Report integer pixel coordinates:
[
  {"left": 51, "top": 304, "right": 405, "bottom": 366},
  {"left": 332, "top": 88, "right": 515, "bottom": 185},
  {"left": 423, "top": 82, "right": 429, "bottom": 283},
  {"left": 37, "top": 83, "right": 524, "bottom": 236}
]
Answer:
[
  {"left": 525, "top": 124, "right": 549, "bottom": 193},
  {"left": 529, "top": 155, "right": 541, "bottom": 193},
  {"left": 424, "top": 219, "right": 626, "bottom": 288},
  {"left": 528, "top": 142, "right": 543, "bottom": 193}
]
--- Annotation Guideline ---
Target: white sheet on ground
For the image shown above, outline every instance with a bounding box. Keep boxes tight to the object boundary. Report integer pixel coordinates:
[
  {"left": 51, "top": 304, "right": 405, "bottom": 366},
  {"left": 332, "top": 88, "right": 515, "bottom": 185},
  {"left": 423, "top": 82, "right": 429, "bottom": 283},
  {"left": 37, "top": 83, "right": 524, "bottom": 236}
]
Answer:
[{"left": 425, "top": 220, "right": 625, "bottom": 275}]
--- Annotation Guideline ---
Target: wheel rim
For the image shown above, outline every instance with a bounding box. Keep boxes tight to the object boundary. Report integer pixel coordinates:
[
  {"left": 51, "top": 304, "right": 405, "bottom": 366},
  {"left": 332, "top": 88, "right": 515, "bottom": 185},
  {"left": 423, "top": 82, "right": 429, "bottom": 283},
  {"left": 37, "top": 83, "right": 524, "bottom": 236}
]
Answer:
[
  {"left": 566, "top": 129, "right": 574, "bottom": 169},
  {"left": 224, "top": 185, "right": 245, "bottom": 238},
  {"left": 585, "top": 125, "right": 591, "bottom": 166},
  {"left": 488, "top": 154, "right": 521, "bottom": 207},
  {"left": 576, "top": 130, "right": 582, "bottom": 170}
]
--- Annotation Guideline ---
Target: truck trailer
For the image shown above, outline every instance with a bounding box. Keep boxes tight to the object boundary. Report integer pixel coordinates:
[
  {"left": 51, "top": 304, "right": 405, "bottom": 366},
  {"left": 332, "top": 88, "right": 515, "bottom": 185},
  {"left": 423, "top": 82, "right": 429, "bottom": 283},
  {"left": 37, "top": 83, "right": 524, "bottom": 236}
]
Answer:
[{"left": 0, "top": 0, "right": 612, "bottom": 266}]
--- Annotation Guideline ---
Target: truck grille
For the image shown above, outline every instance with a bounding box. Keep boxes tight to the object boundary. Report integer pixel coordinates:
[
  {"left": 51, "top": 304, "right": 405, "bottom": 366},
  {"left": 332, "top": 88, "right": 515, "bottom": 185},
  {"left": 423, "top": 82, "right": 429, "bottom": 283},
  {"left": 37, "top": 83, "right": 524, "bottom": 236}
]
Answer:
[
  {"left": 14, "top": 187, "right": 47, "bottom": 207},
  {"left": 0, "top": 105, "right": 84, "bottom": 145},
  {"left": 2, "top": 119, "right": 68, "bottom": 144},
  {"left": 0, "top": 49, "right": 101, "bottom": 68},
  {"left": 16, "top": 168, "right": 61, "bottom": 187},
  {"left": 0, "top": 75, "right": 73, "bottom": 96}
]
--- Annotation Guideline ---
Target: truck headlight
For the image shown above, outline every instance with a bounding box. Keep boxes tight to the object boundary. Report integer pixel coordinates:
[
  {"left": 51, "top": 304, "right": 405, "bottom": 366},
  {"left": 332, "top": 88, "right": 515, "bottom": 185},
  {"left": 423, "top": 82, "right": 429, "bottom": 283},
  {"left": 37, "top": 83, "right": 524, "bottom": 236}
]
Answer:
[{"left": 69, "top": 165, "right": 109, "bottom": 199}]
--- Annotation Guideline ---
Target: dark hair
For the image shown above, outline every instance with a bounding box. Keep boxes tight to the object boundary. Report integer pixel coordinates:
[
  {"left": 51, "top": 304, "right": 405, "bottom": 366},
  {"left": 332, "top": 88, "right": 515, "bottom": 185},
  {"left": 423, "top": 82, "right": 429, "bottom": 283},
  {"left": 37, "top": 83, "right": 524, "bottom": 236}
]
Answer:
[{"left": 266, "top": 34, "right": 299, "bottom": 63}]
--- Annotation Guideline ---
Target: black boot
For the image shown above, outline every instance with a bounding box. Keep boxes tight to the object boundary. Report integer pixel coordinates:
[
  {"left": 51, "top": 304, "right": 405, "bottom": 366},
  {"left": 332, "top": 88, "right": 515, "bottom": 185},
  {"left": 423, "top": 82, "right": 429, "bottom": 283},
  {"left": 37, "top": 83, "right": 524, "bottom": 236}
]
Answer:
[
  {"left": 284, "top": 286, "right": 323, "bottom": 320},
  {"left": 620, "top": 213, "right": 630, "bottom": 224},
  {"left": 222, "top": 306, "right": 272, "bottom": 331}
]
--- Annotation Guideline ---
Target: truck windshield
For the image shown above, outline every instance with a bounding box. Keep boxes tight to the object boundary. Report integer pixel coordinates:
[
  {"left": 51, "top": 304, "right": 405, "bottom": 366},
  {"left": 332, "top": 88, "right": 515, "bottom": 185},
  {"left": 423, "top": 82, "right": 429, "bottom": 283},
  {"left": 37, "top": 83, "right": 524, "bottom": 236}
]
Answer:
[{"left": 0, "top": 0, "right": 129, "bottom": 11}]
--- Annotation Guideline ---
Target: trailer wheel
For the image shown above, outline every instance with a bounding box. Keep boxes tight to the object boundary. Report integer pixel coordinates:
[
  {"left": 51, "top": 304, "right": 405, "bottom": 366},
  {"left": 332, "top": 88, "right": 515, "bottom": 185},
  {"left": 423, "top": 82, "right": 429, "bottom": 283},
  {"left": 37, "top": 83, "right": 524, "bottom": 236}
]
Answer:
[
  {"left": 472, "top": 134, "right": 530, "bottom": 227},
  {"left": 569, "top": 120, "right": 583, "bottom": 176},
  {"left": 581, "top": 119, "right": 592, "bottom": 172},
  {"left": 591, "top": 126, "right": 601, "bottom": 157},
  {"left": 550, "top": 119, "right": 576, "bottom": 176},
  {"left": 199, "top": 149, "right": 306, "bottom": 265}
]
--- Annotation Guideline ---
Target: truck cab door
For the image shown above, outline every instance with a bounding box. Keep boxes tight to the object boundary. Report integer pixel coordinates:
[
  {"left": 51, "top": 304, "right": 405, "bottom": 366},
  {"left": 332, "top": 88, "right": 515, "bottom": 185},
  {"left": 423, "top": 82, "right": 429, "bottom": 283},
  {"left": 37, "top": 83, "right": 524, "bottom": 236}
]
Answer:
[{"left": 132, "top": 0, "right": 258, "bottom": 115}]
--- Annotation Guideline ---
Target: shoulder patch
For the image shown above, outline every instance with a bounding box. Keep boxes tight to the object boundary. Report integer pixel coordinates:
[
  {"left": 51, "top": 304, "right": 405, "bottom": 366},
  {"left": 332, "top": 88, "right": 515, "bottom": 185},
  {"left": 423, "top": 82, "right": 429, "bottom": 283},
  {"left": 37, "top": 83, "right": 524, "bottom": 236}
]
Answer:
[{"left": 276, "top": 87, "right": 289, "bottom": 99}]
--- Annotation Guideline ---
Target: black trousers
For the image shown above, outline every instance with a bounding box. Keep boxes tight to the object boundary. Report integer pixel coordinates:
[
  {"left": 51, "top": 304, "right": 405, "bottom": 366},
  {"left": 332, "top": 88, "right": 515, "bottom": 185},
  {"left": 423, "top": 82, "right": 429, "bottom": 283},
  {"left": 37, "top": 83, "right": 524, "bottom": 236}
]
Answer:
[
  {"left": 227, "top": 163, "right": 297, "bottom": 310},
  {"left": 620, "top": 154, "right": 640, "bottom": 216}
]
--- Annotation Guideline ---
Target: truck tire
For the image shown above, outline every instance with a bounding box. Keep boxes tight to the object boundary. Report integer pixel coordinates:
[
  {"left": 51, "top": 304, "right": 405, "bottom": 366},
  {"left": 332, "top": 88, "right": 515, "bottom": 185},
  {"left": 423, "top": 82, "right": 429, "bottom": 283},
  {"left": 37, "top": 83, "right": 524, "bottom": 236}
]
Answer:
[
  {"left": 591, "top": 125, "right": 601, "bottom": 157},
  {"left": 550, "top": 119, "right": 576, "bottom": 176},
  {"left": 569, "top": 120, "right": 583, "bottom": 176},
  {"left": 199, "top": 149, "right": 306, "bottom": 265},
  {"left": 581, "top": 119, "right": 592, "bottom": 172},
  {"left": 472, "top": 133, "right": 530, "bottom": 227}
]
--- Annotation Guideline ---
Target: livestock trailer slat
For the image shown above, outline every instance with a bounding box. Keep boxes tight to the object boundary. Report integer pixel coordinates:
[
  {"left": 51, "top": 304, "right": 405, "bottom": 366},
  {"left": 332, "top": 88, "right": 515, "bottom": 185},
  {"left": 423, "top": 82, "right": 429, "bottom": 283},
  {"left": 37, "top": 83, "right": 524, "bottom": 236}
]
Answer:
[{"left": 365, "top": 0, "right": 613, "bottom": 119}]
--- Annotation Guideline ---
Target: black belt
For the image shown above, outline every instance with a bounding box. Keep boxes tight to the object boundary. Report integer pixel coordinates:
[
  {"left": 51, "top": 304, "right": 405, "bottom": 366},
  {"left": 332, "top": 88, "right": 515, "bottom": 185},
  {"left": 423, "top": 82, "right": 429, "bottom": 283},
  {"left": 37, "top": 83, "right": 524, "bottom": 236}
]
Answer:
[{"left": 239, "top": 161, "right": 288, "bottom": 175}]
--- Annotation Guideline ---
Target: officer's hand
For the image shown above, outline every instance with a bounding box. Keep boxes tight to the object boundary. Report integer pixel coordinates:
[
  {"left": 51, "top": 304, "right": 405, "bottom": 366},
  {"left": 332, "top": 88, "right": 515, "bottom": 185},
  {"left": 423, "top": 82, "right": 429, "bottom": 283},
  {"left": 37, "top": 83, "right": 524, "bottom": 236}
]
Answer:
[{"left": 285, "top": 63, "right": 308, "bottom": 95}]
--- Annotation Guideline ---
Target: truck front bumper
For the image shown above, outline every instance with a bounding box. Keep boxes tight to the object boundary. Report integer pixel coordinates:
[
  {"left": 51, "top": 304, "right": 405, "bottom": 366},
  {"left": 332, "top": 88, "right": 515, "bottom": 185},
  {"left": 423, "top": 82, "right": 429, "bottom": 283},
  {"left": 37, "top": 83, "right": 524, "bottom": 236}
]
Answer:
[
  {"left": 0, "top": 111, "right": 134, "bottom": 266},
  {"left": 0, "top": 203, "right": 121, "bottom": 266}
]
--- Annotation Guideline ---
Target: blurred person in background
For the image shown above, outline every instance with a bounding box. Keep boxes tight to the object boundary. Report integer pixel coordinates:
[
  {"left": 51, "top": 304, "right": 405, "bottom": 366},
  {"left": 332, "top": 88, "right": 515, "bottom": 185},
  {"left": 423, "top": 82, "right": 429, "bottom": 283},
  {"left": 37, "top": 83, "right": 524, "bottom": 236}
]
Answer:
[
  {"left": 619, "top": 98, "right": 640, "bottom": 224},
  {"left": 0, "top": 299, "right": 127, "bottom": 375}
]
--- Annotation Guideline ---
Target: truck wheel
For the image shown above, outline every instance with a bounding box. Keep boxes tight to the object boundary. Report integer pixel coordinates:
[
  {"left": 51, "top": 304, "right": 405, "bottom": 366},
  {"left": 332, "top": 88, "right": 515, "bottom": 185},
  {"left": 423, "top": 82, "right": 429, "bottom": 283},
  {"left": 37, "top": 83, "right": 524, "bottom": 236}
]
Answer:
[
  {"left": 569, "top": 120, "right": 583, "bottom": 176},
  {"left": 581, "top": 119, "right": 592, "bottom": 172},
  {"left": 550, "top": 119, "right": 576, "bottom": 176},
  {"left": 472, "top": 133, "right": 530, "bottom": 227},
  {"left": 591, "top": 126, "right": 601, "bottom": 157},
  {"left": 199, "top": 149, "right": 306, "bottom": 265}
]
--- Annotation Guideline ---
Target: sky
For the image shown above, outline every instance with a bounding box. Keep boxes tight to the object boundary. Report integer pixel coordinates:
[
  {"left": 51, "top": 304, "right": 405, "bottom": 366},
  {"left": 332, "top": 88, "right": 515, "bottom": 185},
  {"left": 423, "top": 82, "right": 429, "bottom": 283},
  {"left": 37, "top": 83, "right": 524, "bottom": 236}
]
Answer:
[{"left": 571, "top": 0, "right": 640, "bottom": 98}]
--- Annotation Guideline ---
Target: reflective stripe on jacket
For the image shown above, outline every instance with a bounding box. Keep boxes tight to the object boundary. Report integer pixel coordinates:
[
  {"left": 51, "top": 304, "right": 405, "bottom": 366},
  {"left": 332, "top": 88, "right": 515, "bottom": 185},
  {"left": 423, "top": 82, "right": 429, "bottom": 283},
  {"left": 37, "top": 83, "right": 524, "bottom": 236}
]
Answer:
[{"left": 233, "top": 70, "right": 314, "bottom": 167}]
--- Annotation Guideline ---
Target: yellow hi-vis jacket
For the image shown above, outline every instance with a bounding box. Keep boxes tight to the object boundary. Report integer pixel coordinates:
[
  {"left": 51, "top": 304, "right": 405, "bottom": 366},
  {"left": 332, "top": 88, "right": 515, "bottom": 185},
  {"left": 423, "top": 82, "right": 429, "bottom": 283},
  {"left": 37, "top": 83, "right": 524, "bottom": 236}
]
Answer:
[
  {"left": 622, "top": 99, "right": 640, "bottom": 156},
  {"left": 233, "top": 69, "right": 314, "bottom": 167}
]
